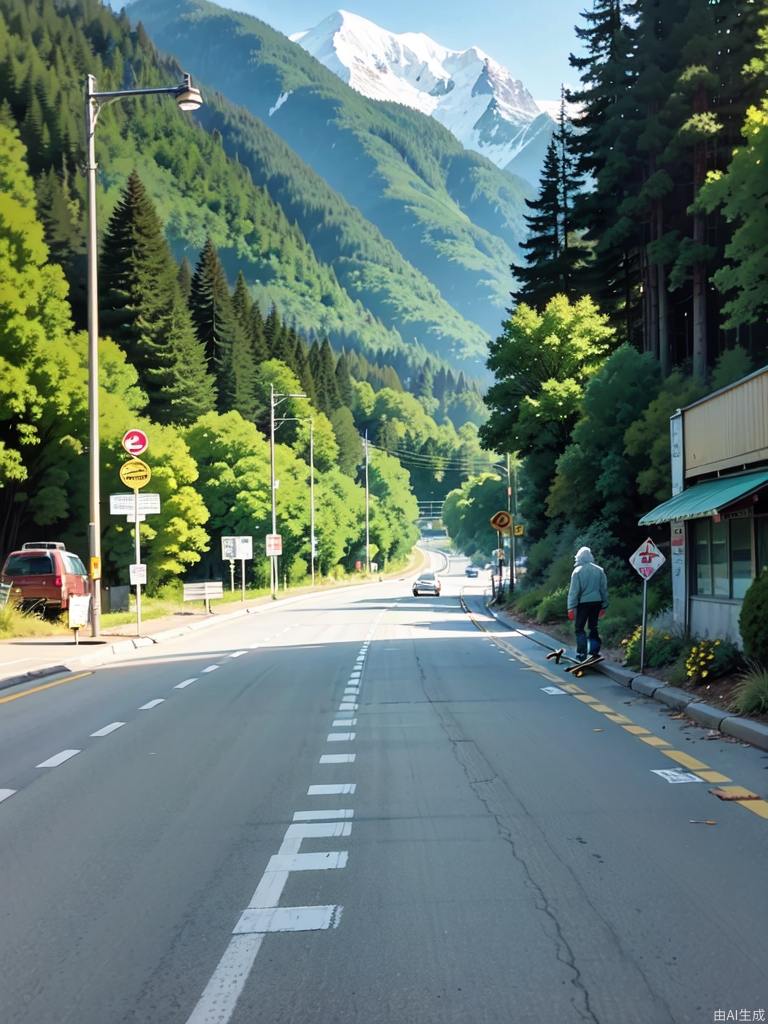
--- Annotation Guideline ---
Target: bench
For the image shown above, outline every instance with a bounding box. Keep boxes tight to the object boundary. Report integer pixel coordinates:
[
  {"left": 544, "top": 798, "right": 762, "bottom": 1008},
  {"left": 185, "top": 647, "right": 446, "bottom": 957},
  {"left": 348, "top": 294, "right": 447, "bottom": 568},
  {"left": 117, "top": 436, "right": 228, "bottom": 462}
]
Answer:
[{"left": 183, "top": 580, "right": 224, "bottom": 613}]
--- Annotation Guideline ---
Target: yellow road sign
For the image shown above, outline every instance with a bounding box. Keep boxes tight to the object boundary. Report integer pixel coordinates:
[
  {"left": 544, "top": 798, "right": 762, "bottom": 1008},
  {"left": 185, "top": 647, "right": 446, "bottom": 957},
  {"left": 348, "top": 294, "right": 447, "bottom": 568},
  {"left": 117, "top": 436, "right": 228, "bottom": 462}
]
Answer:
[
  {"left": 119, "top": 458, "right": 152, "bottom": 490},
  {"left": 514, "top": 524, "right": 525, "bottom": 537},
  {"left": 489, "top": 509, "right": 512, "bottom": 531}
]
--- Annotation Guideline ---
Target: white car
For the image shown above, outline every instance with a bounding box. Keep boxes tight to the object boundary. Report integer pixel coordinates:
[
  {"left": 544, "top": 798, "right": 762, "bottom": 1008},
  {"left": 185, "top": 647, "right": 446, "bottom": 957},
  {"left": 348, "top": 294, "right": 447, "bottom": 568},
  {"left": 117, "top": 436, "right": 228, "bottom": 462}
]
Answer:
[{"left": 412, "top": 571, "right": 441, "bottom": 597}]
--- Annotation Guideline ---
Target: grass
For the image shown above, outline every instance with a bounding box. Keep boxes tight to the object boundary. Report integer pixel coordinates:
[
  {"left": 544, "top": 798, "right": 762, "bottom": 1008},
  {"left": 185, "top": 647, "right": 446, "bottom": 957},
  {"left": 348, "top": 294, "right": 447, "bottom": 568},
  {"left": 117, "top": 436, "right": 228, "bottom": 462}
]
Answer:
[
  {"left": 0, "top": 603, "right": 69, "bottom": 640},
  {"left": 733, "top": 665, "right": 768, "bottom": 716}
]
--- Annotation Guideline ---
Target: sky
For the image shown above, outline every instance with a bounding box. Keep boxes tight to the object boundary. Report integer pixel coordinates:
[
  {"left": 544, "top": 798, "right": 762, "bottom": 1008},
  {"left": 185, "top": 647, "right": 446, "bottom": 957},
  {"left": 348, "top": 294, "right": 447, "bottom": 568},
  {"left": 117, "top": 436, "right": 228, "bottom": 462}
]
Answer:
[{"left": 229, "top": 0, "right": 587, "bottom": 100}]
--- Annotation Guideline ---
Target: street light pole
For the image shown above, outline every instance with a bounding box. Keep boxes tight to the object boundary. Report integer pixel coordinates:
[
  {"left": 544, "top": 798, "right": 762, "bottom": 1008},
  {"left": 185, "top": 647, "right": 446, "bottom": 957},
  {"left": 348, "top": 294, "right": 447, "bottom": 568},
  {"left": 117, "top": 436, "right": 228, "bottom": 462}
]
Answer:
[{"left": 84, "top": 72, "right": 202, "bottom": 637}]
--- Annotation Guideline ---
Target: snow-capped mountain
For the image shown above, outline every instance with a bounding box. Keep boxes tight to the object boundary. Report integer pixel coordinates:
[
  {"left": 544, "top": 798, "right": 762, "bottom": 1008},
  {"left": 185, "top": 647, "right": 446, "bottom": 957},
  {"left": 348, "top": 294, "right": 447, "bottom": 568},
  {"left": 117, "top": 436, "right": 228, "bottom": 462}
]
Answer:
[{"left": 291, "top": 9, "right": 554, "bottom": 181}]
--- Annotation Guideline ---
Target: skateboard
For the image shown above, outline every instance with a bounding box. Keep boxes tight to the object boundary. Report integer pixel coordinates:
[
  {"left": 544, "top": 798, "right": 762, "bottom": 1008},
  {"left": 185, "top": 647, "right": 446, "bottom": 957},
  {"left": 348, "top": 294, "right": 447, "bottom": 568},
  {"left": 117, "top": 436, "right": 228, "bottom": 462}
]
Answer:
[{"left": 545, "top": 648, "right": 604, "bottom": 678}]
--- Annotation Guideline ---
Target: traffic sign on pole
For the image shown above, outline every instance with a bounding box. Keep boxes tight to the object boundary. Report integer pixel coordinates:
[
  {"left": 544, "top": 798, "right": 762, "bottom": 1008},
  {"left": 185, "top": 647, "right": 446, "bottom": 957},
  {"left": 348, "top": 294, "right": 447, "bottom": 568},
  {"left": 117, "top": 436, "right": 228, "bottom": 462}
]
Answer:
[
  {"left": 629, "top": 538, "right": 666, "bottom": 580},
  {"left": 266, "top": 534, "right": 282, "bottom": 557},
  {"left": 119, "top": 458, "right": 152, "bottom": 489},
  {"left": 121, "top": 429, "right": 149, "bottom": 457},
  {"left": 110, "top": 493, "right": 161, "bottom": 516},
  {"left": 489, "top": 509, "right": 512, "bottom": 531}
]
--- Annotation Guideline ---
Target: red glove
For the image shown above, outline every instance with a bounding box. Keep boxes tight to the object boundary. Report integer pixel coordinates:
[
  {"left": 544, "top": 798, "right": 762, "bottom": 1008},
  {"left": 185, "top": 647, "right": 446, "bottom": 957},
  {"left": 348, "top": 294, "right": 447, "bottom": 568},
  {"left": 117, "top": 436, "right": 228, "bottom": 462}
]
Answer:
[
  {"left": 568, "top": 609, "right": 575, "bottom": 621},
  {"left": 599, "top": 608, "right": 606, "bottom": 618}
]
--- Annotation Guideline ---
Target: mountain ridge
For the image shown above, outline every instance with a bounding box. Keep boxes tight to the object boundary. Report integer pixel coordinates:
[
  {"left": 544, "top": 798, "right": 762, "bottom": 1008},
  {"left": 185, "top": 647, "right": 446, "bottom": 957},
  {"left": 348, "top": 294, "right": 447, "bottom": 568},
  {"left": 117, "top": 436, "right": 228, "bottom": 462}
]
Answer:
[{"left": 290, "top": 8, "right": 554, "bottom": 183}]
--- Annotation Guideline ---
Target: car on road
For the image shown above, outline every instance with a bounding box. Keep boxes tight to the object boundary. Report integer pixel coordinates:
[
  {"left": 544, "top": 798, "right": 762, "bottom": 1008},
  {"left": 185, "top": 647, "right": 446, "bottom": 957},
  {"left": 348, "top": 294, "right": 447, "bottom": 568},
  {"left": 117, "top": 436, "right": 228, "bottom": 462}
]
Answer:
[
  {"left": 1, "top": 542, "right": 89, "bottom": 612},
  {"left": 412, "top": 571, "right": 441, "bottom": 597},
  {"left": 464, "top": 565, "right": 479, "bottom": 578}
]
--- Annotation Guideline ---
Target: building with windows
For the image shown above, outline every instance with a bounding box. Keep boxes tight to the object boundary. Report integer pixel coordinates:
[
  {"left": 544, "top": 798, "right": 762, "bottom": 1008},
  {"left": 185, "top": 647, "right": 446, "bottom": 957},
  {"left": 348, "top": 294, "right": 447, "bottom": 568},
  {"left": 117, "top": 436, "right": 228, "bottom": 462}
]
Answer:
[{"left": 638, "top": 366, "right": 768, "bottom": 644}]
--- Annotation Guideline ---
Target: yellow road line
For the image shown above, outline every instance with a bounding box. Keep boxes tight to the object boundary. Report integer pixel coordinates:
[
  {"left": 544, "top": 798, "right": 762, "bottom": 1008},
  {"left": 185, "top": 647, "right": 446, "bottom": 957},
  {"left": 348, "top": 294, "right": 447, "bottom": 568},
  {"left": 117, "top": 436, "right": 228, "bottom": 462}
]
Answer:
[
  {"left": 624, "top": 725, "right": 651, "bottom": 735},
  {"left": 696, "top": 770, "right": 732, "bottom": 784},
  {"left": 0, "top": 671, "right": 93, "bottom": 705},
  {"left": 591, "top": 703, "right": 614, "bottom": 713},
  {"left": 743, "top": 801, "right": 768, "bottom": 820},
  {"left": 664, "top": 750, "right": 709, "bottom": 771},
  {"left": 605, "top": 714, "right": 632, "bottom": 724},
  {"left": 574, "top": 694, "right": 599, "bottom": 704},
  {"left": 640, "top": 735, "right": 670, "bottom": 748}
]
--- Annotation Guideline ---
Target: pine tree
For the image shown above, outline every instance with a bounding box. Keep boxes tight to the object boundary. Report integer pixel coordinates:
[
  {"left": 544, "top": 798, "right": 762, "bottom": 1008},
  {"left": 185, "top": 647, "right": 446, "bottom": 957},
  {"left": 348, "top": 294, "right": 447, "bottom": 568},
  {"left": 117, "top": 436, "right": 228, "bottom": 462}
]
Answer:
[
  {"left": 99, "top": 170, "right": 181, "bottom": 421},
  {"left": 294, "top": 335, "right": 316, "bottom": 404},
  {"left": 164, "top": 289, "right": 217, "bottom": 423},
  {"left": 249, "top": 303, "right": 269, "bottom": 364},
  {"left": 177, "top": 256, "right": 192, "bottom": 301},
  {"left": 334, "top": 351, "right": 355, "bottom": 408}
]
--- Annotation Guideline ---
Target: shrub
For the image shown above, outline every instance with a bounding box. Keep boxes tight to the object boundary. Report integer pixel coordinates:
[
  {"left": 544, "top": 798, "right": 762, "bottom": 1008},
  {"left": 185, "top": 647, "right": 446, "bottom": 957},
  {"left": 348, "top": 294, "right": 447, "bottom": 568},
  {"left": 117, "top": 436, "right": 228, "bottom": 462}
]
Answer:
[
  {"left": 621, "top": 625, "right": 684, "bottom": 668},
  {"left": 740, "top": 570, "right": 768, "bottom": 667},
  {"left": 509, "top": 584, "right": 546, "bottom": 617},
  {"left": 599, "top": 592, "right": 642, "bottom": 646},
  {"left": 684, "top": 638, "right": 741, "bottom": 686},
  {"left": 733, "top": 665, "right": 768, "bottom": 716},
  {"left": 535, "top": 586, "right": 568, "bottom": 623}
]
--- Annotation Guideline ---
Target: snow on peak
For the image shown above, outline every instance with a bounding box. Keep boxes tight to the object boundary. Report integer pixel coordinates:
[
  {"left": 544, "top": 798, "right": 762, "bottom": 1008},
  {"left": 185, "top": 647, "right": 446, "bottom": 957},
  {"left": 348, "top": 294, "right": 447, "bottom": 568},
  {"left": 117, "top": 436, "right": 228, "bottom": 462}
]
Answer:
[{"left": 290, "top": 10, "right": 550, "bottom": 176}]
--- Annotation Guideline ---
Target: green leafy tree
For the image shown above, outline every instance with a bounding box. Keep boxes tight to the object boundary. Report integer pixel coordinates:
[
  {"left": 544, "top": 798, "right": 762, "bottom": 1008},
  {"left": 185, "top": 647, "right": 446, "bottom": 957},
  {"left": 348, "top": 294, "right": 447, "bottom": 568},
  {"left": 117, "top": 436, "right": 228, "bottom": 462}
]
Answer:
[{"left": 443, "top": 474, "right": 506, "bottom": 563}]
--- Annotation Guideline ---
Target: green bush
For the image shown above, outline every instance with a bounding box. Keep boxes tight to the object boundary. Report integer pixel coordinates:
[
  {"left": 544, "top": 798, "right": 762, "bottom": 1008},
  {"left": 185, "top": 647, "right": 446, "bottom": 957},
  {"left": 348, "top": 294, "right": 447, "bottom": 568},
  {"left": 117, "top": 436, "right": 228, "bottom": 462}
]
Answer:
[
  {"left": 733, "top": 665, "right": 768, "bottom": 716},
  {"left": 509, "top": 584, "right": 547, "bottom": 617},
  {"left": 740, "top": 570, "right": 768, "bottom": 667},
  {"left": 621, "top": 625, "right": 684, "bottom": 668},
  {"left": 535, "top": 586, "right": 568, "bottom": 623},
  {"left": 684, "top": 638, "right": 741, "bottom": 685},
  {"left": 599, "top": 592, "right": 641, "bottom": 646}
]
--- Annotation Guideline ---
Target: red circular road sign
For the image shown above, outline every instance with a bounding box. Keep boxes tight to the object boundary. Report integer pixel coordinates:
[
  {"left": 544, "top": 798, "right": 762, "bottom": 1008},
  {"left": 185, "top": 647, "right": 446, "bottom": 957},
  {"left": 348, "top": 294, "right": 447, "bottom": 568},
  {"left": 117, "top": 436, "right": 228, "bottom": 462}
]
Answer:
[{"left": 121, "top": 429, "right": 149, "bottom": 457}]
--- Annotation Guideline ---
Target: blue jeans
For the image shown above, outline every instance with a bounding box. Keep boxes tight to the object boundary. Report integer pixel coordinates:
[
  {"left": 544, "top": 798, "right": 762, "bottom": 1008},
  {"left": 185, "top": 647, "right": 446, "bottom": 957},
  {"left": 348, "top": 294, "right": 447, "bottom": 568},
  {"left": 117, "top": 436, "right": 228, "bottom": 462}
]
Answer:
[{"left": 574, "top": 602, "right": 602, "bottom": 656}]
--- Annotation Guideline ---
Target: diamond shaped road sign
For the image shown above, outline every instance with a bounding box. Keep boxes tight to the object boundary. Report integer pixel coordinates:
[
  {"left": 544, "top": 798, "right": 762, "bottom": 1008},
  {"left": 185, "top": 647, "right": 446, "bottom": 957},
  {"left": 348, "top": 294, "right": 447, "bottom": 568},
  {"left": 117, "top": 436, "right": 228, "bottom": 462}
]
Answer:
[{"left": 629, "top": 537, "right": 666, "bottom": 580}]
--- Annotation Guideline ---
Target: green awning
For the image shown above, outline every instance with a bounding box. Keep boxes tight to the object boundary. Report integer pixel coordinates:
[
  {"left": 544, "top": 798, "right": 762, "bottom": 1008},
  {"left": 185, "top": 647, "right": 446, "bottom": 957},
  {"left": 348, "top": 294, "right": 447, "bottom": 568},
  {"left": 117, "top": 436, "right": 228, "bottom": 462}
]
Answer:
[{"left": 639, "top": 469, "right": 768, "bottom": 526}]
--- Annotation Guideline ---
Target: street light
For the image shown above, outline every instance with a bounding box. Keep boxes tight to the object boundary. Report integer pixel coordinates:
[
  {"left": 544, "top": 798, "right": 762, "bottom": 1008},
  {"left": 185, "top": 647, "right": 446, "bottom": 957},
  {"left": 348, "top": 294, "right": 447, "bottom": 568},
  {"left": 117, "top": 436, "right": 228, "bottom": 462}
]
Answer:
[
  {"left": 85, "top": 71, "right": 203, "bottom": 637},
  {"left": 269, "top": 385, "right": 306, "bottom": 598}
]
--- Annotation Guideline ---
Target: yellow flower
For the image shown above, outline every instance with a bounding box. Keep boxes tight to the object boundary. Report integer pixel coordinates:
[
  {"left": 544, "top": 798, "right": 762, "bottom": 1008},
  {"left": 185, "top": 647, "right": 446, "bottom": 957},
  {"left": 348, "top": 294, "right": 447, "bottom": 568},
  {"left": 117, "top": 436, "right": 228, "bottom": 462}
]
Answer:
[{"left": 702, "top": 670, "right": 709, "bottom": 678}]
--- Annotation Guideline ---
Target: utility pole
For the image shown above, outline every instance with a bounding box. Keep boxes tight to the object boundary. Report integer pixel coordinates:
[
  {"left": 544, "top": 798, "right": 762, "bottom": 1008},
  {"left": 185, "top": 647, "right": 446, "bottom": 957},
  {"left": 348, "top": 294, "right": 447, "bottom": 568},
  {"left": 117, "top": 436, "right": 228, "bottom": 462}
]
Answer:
[
  {"left": 364, "top": 430, "right": 370, "bottom": 574},
  {"left": 309, "top": 418, "right": 315, "bottom": 586},
  {"left": 507, "top": 452, "right": 515, "bottom": 592},
  {"left": 269, "top": 384, "right": 277, "bottom": 599}
]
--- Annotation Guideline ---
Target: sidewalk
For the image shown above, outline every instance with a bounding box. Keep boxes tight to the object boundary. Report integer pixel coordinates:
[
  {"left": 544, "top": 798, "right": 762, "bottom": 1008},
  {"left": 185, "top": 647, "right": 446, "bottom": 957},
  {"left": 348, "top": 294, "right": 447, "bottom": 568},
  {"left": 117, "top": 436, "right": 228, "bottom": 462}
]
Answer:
[{"left": 482, "top": 598, "right": 768, "bottom": 755}]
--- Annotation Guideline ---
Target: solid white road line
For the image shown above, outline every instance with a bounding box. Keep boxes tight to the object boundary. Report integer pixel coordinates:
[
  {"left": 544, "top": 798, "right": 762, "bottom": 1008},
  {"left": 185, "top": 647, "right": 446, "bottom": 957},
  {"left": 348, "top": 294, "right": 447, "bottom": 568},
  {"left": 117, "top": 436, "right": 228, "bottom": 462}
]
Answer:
[
  {"left": 184, "top": 933, "right": 264, "bottom": 1024},
  {"left": 320, "top": 753, "right": 356, "bottom": 764},
  {"left": 284, "top": 822, "right": 352, "bottom": 841},
  {"left": 90, "top": 722, "right": 125, "bottom": 737},
  {"left": 308, "top": 784, "right": 355, "bottom": 795},
  {"left": 234, "top": 905, "right": 342, "bottom": 934},
  {"left": 332, "top": 718, "right": 357, "bottom": 727},
  {"left": 36, "top": 749, "right": 80, "bottom": 768},
  {"left": 202, "top": 665, "right": 219, "bottom": 674},
  {"left": 327, "top": 733, "right": 356, "bottom": 742},
  {"left": 139, "top": 699, "right": 165, "bottom": 710},
  {"left": 266, "top": 851, "right": 348, "bottom": 872},
  {"left": 293, "top": 809, "right": 354, "bottom": 821},
  {"left": 229, "top": 651, "right": 247, "bottom": 659},
  {"left": 0, "top": 789, "right": 17, "bottom": 803},
  {"left": 175, "top": 678, "right": 197, "bottom": 689}
]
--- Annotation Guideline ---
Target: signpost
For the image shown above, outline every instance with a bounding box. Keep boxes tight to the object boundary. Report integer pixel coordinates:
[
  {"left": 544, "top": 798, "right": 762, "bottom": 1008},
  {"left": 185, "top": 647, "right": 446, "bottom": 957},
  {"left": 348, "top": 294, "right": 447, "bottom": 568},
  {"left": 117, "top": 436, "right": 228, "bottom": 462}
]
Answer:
[
  {"left": 629, "top": 537, "right": 667, "bottom": 672},
  {"left": 489, "top": 510, "right": 512, "bottom": 599},
  {"left": 68, "top": 594, "right": 91, "bottom": 645},
  {"left": 266, "top": 534, "right": 282, "bottom": 557},
  {"left": 222, "top": 536, "right": 253, "bottom": 601},
  {"left": 119, "top": 432, "right": 152, "bottom": 636},
  {"left": 0, "top": 582, "right": 11, "bottom": 608}
]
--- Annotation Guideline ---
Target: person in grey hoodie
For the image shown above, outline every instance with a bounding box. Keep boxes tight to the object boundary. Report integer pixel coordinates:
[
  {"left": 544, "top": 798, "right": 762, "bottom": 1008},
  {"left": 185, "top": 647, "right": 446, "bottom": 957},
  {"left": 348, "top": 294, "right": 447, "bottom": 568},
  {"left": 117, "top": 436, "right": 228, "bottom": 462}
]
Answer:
[{"left": 567, "top": 546, "right": 608, "bottom": 661}]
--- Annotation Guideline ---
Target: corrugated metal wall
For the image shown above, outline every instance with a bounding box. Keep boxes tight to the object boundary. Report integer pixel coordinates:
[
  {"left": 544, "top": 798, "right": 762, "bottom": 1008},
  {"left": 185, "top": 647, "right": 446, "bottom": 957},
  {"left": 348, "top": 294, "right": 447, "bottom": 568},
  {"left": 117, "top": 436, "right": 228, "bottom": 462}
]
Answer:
[{"left": 685, "top": 371, "right": 768, "bottom": 478}]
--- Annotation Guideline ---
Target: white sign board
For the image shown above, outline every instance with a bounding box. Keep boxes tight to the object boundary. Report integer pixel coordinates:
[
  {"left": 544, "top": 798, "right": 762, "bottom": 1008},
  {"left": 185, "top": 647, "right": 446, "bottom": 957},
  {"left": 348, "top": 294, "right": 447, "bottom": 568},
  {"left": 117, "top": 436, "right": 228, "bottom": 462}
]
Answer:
[
  {"left": 110, "top": 492, "right": 161, "bottom": 515},
  {"left": 266, "top": 533, "right": 283, "bottom": 557},
  {"left": 629, "top": 538, "right": 666, "bottom": 580},
  {"left": 222, "top": 536, "right": 253, "bottom": 561},
  {"left": 68, "top": 594, "right": 91, "bottom": 629},
  {"left": 129, "top": 563, "right": 147, "bottom": 586}
]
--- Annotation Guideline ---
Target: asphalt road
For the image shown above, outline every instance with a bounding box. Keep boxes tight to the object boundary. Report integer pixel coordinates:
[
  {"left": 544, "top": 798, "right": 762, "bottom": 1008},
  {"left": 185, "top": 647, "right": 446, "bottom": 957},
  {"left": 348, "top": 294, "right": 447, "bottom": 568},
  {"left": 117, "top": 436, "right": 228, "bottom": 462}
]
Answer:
[{"left": 0, "top": 553, "right": 766, "bottom": 1024}]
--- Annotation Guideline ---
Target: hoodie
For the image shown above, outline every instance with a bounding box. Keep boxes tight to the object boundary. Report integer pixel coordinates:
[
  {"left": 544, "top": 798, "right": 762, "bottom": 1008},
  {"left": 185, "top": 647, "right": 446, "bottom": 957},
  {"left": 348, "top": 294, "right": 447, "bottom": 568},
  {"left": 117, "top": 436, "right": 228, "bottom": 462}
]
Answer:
[{"left": 567, "top": 546, "right": 608, "bottom": 610}]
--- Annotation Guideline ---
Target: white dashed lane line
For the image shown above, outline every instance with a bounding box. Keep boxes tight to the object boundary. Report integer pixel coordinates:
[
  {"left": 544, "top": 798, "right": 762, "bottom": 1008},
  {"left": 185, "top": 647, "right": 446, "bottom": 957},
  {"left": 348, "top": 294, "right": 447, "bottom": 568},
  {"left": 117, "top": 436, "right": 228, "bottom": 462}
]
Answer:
[
  {"left": 308, "top": 783, "right": 355, "bottom": 795},
  {"left": 138, "top": 699, "right": 165, "bottom": 711},
  {"left": 91, "top": 722, "right": 125, "bottom": 737},
  {"left": 319, "top": 754, "right": 356, "bottom": 764},
  {"left": 293, "top": 809, "right": 354, "bottom": 821},
  {"left": 36, "top": 749, "right": 80, "bottom": 769},
  {"left": 333, "top": 719, "right": 357, "bottom": 727},
  {"left": 229, "top": 651, "right": 247, "bottom": 659},
  {"left": 327, "top": 733, "right": 356, "bottom": 742},
  {"left": 0, "top": 789, "right": 16, "bottom": 803},
  {"left": 175, "top": 678, "right": 197, "bottom": 689},
  {"left": 202, "top": 665, "right": 220, "bottom": 674}
]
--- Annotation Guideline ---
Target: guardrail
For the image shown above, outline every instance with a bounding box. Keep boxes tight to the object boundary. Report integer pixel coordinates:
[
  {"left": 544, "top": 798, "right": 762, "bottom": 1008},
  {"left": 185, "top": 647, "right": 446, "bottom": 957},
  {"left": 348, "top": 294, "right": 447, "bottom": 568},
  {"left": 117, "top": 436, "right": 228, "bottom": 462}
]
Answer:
[{"left": 182, "top": 580, "right": 224, "bottom": 614}]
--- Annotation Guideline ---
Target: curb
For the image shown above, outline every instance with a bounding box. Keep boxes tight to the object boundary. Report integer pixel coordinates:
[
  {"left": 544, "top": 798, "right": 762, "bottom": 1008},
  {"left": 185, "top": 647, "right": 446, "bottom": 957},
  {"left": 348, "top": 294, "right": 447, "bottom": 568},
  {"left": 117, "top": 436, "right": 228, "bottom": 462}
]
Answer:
[
  {"left": 479, "top": 597, "right": 768, "bottom": 755},
  {"left": 0, "top": 552, "right": 429, "bottom": 696}
]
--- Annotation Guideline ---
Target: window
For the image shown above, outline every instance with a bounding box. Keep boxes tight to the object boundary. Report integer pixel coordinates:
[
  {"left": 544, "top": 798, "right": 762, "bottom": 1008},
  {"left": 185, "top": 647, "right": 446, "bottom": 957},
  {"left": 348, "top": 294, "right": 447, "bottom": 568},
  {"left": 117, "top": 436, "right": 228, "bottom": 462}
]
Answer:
[
  {"left": 4, "top": 554, "right": 54, "bottom": 576},
  {"left": 730, "top": 518, "right": 753, "bottom": 599},
  {"left": 693, "top": 520, "right": 712, "bottom": 596},
  {"left": 64, "top": 554, "right": 86, "bottom": 576},
  {"left": 757, "top": 516, "right": 768, "bottom": 575},
  {"left": 691, "top": 516, "right": 754, "bottom": 600}
]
